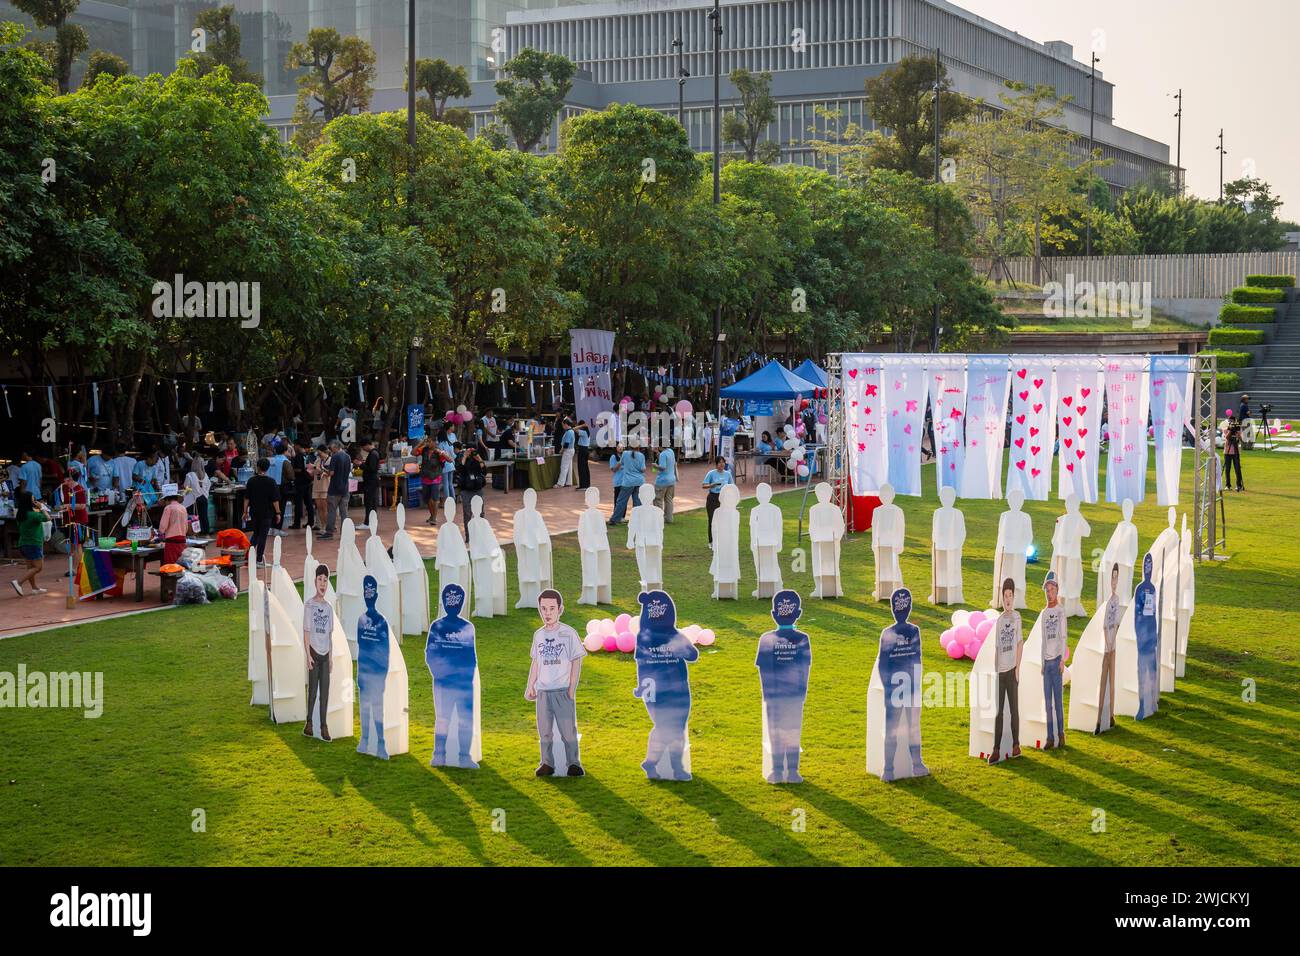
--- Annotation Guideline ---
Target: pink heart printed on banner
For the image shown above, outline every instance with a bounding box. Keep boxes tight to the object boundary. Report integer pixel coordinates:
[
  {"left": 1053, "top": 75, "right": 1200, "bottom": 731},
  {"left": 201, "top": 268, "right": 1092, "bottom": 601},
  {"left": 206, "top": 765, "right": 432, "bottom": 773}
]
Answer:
[
  {"left": 1031, "top": 467, "right": 1041, "bottom": 477},
  {"left": 1033, "top": 378, "right": 1044, "bottom": 389},
  {"left": 970, "top": 438, "right": 979, "bottom": 447},
  {"left": 891, "top": 409, "right": 899, "bottom": 417},
  {"left": 1017, "top": 368, "right": 1028, "bottom": 379},
  {"left": 950, "top": 408, "right": 962, "bottom": 419},
  {"left": 1034, "top": 403, "right": 1043, "bottom": 413},
  {"left": 1124, "top": 468, "right": 1133, "bottom": 478},
  {"left": 1031, "top": 445, "right": 1041, "bottom": 456},
  {"left": 1077, "top": 405, "right": 1087, "bottom": 416},
  {"left": 1063, "top": 396, "right": 1073, "bottom": 407},
  {"left": 904, "top": 423, "right": 913, "bottom": 435},
  {"left": 1014, "top": 437, "right": 1025, "bottom": 448},
  {"left": 1019, "top": 390, "right": 1029, "bottom": 401},
  {"left": 1076, "top": 448, "right": 1085, "bottom": 460},
  {"left": 1030, "top": 426, "right": 1039, "bottom": 437},
  {"left": 1016, "top": 460, "right": 1026, "bottom": 470},
  {"left": 1080, "top": 387, "right": 1091, "bottom": 398},
  {"left": 1169, "top": 402, "right": 1178, "bottom": 414},
  {"left": 908, "top": 446, "right": 915, "bottom": 454},
  {"left": 1067, "top": 462, "right": 1075, "bottom": 473},
  {"left": 1016, "top": 414, "right": 1026, "bottom": 425},
  {"left": 848, "top": 368, "right": 858, "bottom": 378},
  {"left": 1078, "top": 427, "right": 1088, "bottom": 438},
  {"left": 893, "top": 380, "right": 903, "bottom": 390},
  {"left": 1063, "top": 437, "right": 1072, "bottom": 448},
  {"left": 1063, "top": 416, "right": 1072, "bottom": 427},
  {"left": 950, "top": 462, "right": 957, "bottom": 472},
  {"left": 905, "top": 399, "right": 918, "bottom": 412}
]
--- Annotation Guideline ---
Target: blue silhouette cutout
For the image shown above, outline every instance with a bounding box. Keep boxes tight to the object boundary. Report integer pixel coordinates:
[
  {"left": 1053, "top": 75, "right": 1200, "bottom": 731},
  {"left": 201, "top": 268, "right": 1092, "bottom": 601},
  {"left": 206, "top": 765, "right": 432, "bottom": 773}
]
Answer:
[
  {"left": 878, "top": 587, "right": 927, "bottom": 781},
  {"left": 756, "top": 589, "right": 812, "bottom": 783},
  {"left": 425, "top": 583, "right": 479, "bottom": 768},
  {"left": 633, "top": 590, "right": 698, "bottom": 781},
  {"left": 1134, "top": 553, "right": 1160, "bottom": 720},
  {"left": 356, "top": 574, "right": 390, "bottom": 759}
]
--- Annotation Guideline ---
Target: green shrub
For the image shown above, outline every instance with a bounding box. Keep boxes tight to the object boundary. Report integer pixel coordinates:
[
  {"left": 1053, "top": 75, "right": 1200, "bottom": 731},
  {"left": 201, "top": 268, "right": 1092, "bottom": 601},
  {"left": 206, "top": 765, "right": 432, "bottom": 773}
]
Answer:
[
  {"left": 1202, "top": 349, "right": 1251, "bottom": 368},
  {"left": 1219, "top": 303, "right": 1276, "bottom": 324},
  {"left": 1217, "top": 371, "right": 1242, "bottom": 392},
  {"left": 1208, "top": 327, "right": 1265, "bottom": 346},
  {"left": 1244, "top": 274, "right": 1295, "bottom": 288},
  {"left": 1231, "top": 286, "right": 1285, "bottom": 304}
]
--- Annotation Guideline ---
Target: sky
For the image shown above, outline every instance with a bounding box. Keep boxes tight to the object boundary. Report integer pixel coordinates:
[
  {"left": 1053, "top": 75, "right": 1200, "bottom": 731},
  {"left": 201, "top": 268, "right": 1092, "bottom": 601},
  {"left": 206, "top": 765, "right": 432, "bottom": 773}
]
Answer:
[{"left": 957, "top": 0, "right": 1298, "bottom": 220}]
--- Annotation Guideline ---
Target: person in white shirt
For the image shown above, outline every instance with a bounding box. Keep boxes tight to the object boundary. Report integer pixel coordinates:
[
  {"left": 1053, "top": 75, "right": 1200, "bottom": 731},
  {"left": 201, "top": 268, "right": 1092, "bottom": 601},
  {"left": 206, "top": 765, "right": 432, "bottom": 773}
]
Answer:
[
  {"left": 1037, "top": 573, "right": 1068, "bottom": 749},
  {"left": 988, "top": 578, "right": 1024, "bottom": 764},
  {"left": 524, "top": 588, "right": 585, "bottom": 777},
  {"left": 1098, "top": 563, "right": 1123, "bottom": 733}
]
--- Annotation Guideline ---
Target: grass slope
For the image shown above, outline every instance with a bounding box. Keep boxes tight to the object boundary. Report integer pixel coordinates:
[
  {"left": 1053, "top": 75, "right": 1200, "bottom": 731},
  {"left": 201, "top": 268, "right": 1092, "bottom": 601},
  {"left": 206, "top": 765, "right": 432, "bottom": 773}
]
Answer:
[{"left": 1, "top": 453, "right": 1297, "bottom": 867}]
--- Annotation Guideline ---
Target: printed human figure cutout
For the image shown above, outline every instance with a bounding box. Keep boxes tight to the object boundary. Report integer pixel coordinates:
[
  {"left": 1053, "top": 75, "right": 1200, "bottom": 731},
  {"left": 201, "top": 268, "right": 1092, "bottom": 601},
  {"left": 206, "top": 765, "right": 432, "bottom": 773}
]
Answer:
[
  {"left": 1049, "top": 495, "right": 1091, "bottom": 617},
  {"left": 626, "top": 484, "right": 665, "bottom": 591},
  {"left": 466, "top": 495, "right": 507, "bottom": 617},
  {"left": 1174, "top": 517, "right": 1195, "bottom": 679},
  {"left": 299, "top": 537, "right": 355, "bottom": 740},
  {"left": 577, "top": 486, "right": 612, "bottom": 605},
  {"left": 1068, "top": 563, "right": 1121, "bottom": 736},
  {"left": 756, "top": 589, "right": 812, "bottom": 783},
  {"left": 633, "top": 590, "right": 699, "bottom": 781},
  {"left": 247, "top": 572, "right": 270, "bottom": 707},
  {"left": 303, "top": 563, "right": 338, "bottom": 741},
  {"left": 525, "top": 588, "right": 586, "bottom": 777},
  {"left": 1096, "top": 498, "right": 1138, "bottom": 607},
  {"left": 1021, "top": 572, "right": 1069, "bottom": 750},
  {"left": 990, "top": 487, "right": 1032, "bottom": 609},
  {"left": 513, "top": 487, "right": 553, "bottom": 609},
  {"left": 267, "top": 536, "right": 308, "bottom": 724},
  {"left": 969, "top": 577, "right": 1022, "bottom": 763},
  {"left": 424, "top": 583, "right": 481, "bottom": 768},
  {"left": 808, "top": 482, "right": 844, "bottom": 598},
  {"left": 435, "top": 497, "right": 472, "bottom": 618},
  {"left": 749, "top": 482, "right": 784, "bottom": 599},
  {"left": 364, "top": 510, "right": 402, "bottom": 637},
  {"left": 870, "top": 483, "right": 905, "bottom": 601},
  {"left": 867, "top": 588, "right": 928, "bottom": 781},
  {"left": 356, "top": 574, "right": 391, "bottom": 759},
  {"left": 392, "top": 504, "right": 430, "bottom": 635},
  {"left": 710, "top": 484, "right": 741, "bottom": 600},
  {"left": 1133, "top": 553, "right": 1160, "bottom": 718},
  {"left": 335, "top": 517, "right": 366, "bottom": 658},
  {"left": 929, "top": 485, "right": 966, "bottom": 605}
]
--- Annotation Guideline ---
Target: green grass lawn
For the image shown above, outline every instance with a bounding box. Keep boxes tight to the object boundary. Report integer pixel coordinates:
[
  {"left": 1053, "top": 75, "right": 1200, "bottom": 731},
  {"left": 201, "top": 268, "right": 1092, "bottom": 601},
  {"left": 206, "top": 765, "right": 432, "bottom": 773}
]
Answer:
[{"left": 2, "top": 451, "right": 1297, "bottom": 867}]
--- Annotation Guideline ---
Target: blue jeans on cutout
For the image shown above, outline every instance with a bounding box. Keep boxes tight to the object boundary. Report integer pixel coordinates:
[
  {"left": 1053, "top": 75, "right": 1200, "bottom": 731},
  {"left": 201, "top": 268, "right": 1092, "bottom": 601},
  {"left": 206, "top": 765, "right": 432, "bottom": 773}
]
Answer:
[{"left": 1042, "top": 656, "right": 1064, "bottom": 743}]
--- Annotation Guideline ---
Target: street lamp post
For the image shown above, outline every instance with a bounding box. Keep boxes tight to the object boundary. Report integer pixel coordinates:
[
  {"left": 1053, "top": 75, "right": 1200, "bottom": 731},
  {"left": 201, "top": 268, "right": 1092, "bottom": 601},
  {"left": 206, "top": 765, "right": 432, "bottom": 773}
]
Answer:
[
  {"left": 405, "top": 0, "right": 419, "bottom": 414},
  {"left": 931, "top": 47, "right": 942, "bottom": 353},
  {"left": 1172, "top": 88, "right": 1183, "bottom": 196},
  {"left": 1086, "top": 51, "right": 1098, "bottom": 257},
  {"left": 672, "top": 36, "right": 687, "bottom": 128},
  {"left": 710, "top": 0, "right": 722, "bottom": 424},
  {"left": 1217, "top": 129, "right": 1226, "bottom": 202}
]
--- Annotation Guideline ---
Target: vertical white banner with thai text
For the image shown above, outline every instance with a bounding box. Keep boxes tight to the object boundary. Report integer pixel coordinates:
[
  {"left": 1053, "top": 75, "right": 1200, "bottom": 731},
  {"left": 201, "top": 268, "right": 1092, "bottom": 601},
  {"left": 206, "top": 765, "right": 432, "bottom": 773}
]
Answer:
[{"left": 570, "top": 328, "right": 615, "bottom": 438}]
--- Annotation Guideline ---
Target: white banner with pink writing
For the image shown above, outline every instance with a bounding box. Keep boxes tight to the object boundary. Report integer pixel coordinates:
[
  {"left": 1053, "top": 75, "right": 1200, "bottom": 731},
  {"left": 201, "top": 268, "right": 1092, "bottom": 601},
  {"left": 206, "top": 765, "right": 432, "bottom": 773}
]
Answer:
[
  {"left": 928, "top": 359, "right": 967, "bottom": 497},
  {"left": 1150, "top": 355, "right": 1194, "bottom": 506},
  {"left": 960, "top": 355, "right": 1011, "bottom": 499},
  {"left": 1054, "top": 357, "right": 1104, "bottom": 503},
  {"left": 844, "top": 354, "right": 888, "bottom": 494},
  {"left": 1103, "top": 356, "right": 1149, "bottom": 504},
  {"left": 1007, "top": 359, "right": 1055, "bottom": 501},
  {"left": 882, "top": 356, "right": 929, "bottom": 496}
]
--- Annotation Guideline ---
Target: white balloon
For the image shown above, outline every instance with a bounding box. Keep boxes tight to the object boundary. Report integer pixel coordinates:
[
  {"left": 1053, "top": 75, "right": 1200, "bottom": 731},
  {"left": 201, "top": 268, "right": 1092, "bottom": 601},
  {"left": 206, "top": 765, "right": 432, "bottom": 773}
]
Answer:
[
  {"left": 783, "top": 424, "right": 795, "bottom": 437},
  {"left": 783, "top": 438, "right": 798, "bottom": 451},
  {"left": 952, "top": 609, "right": 972, "bottom": 628}
]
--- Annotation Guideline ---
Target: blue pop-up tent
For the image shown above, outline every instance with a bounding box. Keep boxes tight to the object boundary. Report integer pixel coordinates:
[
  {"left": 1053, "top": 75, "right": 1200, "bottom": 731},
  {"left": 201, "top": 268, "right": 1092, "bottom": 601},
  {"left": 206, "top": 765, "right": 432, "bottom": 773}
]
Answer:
[
  {"left": 719, "top": 360, "right": 818, "bottom": 399},
  {"left": 792, "top": 359, "right": 828, "bottom": 389}
]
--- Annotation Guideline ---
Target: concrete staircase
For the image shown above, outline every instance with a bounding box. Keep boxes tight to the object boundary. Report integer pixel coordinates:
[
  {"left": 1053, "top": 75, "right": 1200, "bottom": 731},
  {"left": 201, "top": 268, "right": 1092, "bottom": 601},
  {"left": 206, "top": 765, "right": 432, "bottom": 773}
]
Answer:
[{"left": 1244, "top": 298, "right": 1300, "bottom": 419}]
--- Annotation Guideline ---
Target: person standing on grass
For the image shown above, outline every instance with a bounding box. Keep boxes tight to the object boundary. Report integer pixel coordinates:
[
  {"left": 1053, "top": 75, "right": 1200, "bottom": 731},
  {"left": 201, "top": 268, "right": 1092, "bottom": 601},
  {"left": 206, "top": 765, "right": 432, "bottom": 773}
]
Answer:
[
  {"left": 1223, "top": 414, "right": 1244, "bottom": 492},
  {"left": 359, "top": 438, "right": 381, "bottom": 518},
  {"left": 455, "top": 444, "right": 486, "bottom": 537},
  {"left": 290, "top": 439, "right": 316, "bottom": 531},
  {"left": 608, "top": 444, "right": 645, "bottom": 526},
  {"left": 310, "top": 445, "right": 330, "bottom": 532},
  {"left": 701, "top": 456, "right": 733, "bottom": 545},
  {"left": 557, "top": 417, "right": 576, "bottom": 488},
  {"left": 242, "top": 458, "right": 280, "bottom": 566},
  {"left": 320, "top": 440, "right": 352, "bottom": 540},
  {"left": 653, "top": 444, "right": 677, "bottom": 523},
  {"left": 575, "top": 419, "right": 591, "bottom": 489},
  {"left": 525, "top": 588, "right": 585, "bottom": 777},
  {"left": 10, "top": 491, "right": 51, "bottom": 597},
  {"left": 303, "top": 564, "right": 334, "bottom": 741}
]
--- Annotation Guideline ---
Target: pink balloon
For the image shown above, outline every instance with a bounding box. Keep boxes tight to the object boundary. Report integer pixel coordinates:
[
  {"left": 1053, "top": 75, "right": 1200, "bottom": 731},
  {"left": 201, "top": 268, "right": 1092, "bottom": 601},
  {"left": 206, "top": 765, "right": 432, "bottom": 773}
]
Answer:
[
  {"left": 598, "top": 619, "right": 616, "bottom": 637},
  {"left": 967, "top": 610, "right": 986, "bottom": 628},
  {"left": 795, "top": 463, "right": 810, "bottom": 477},
  {"left": 585, "top": 619, "right": 601, "bottom": 636},
  {"left": 965, "top": 639, "right": 981, "bottom": 660},
  {"left": 696, "top": 629, "right": 716, "bottom": 646},
  {"left": 939, "top": 628, "right": 955, "bottom": 648},
  {"left": 602, "top": 634, "right": 619, "bottom": 652},
  {"left": 583, "top": 633, "right": 604, "bottom": 653},
  {"left": 795, "top": 423, "right": 806, "bottom": 437},
  {"left": 443, "top": 410, "right": 455, "bottom": 421},
  {"left": 945, "top": 640, "right": 965, "bottom": 659},
  {"left": 675, "top": 399, "right": 693, "bottom": 419},
  {"left": 1064, "top": 643, "right": 1071, "bottom": 663},
  {"left": 615, "top": 631, "right": 635, "bottom": 653},
  {"left": 621, "top": 395, "right": 634, "bottom": 406},
  {"left": 954, "top": 624, "right": 978, "bottom": 646},
  {"left": 975, "top": 619, "right": 994, "bottom": 639},
  {"left": 614, "top": 613, "right": 633, "bottom": 634}
]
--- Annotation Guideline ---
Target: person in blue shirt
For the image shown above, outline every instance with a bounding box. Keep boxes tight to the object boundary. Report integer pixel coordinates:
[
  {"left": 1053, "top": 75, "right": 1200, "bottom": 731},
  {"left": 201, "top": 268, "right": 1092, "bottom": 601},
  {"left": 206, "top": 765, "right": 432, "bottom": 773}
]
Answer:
[
  {"left": 357, "top": 574, "right": 391, "bottom": 759},
  {"left": 607, "top": 445, "right": 645, "bottom": 526},
  {"left": 574, "top": 420, "right": 592, "bottom": 489},
  {"left": 756, "top": 589, "right": 812, "bottom": 783},
  {"left": 701, "top": 456, "right": 733, "bottom": 544},
  {"left": 425, "top": 583, "right": 479, "bottom": 768},
  {"left": 132, "top": 454, "right": 158, "bottom": 505},
  {"left": 437, "top": 427, "right": 457, "bottom": 502},
  {"left": 633, "top": 589, "right": 698, "bottom": 781},
  {"left": 557, "top": 418, "right": 577, "bottom": 488},
  {"left": 85, "top": 451, "right": 111, "bottom": 494},
  {"left": 653, "top": 445, "right": 677, "bottom": 523},
  {"left": 16, "top": 452, "right": 42, "bottom": 501}
]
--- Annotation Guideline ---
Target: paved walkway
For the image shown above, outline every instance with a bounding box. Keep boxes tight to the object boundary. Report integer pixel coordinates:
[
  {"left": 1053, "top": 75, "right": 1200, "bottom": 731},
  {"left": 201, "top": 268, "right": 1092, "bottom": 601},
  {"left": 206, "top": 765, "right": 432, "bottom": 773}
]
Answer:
[{"left": 1, "top": 460, "right": 780, "bottom": 636}]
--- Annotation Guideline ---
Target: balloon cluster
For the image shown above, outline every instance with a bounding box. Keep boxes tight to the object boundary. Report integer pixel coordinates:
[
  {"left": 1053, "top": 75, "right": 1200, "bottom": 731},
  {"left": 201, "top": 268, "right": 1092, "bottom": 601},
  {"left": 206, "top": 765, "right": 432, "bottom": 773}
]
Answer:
[
  {"left": 582, "top": 614, "right": 716, "bottom": 653},
  {"left": 939, "top": 609, "right": 993, "bottom": 661},
  {"left": 781, "top": 423, "right": 810, "bottom": 478},
  {"left": 443, "top": 404, "right": 473, "bottom": 425}
]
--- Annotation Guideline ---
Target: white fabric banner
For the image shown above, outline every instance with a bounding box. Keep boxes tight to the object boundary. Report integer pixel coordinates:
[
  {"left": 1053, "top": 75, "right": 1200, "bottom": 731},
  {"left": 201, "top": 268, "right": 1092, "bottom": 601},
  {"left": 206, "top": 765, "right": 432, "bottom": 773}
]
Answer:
[
  {"left": 1104, "top": 356, "right": 1150, "bottom": 504},
  {"left": 960, "top": 354, "right": 1010, "bottom": 499},
  {"left": 927, "top": 359, "right": 967, "bottom": 497},
  {"left": 882, "top": 356, "right": 929, "bottom": 496},
  {"left": 1006, "top": 358, "right": 1055, "bottom": 501},
  {"left": 1150, "top": 355, "right": 1193, "bottom": 506},
  {"left": 844, "top": 354, "right": 888, "bottom": 494},
  {"left": 570, "top": 328, "right": 615, "bottom": 435},
  {"left": 1054, "top": 357, "right": 1104, "bottom": 503}
]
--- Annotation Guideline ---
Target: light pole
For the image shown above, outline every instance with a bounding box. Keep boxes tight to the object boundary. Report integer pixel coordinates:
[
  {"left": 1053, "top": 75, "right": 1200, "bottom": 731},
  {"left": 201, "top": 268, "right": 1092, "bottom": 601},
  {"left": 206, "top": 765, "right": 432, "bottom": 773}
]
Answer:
[
  {"left": 1172, "top": 88, "right": 1183, "bottom": 195},
  {"left": 710, "top": 0, "right": 722, "bottom": 424},
  {"left": 1086, "top": 51, "right": 1098, "bottom": 257},
  {"left": 405, "top": 0, "right": 419, "bottom": 414},
  {"left": 1217, "top": 129, "right": 1226, "bottom": 202},
  {"left": 931, "top": 47, "right": 942, "bottom": 353},
  {"left": 672, "top": 36, "right": 688, "bottom": 129}
]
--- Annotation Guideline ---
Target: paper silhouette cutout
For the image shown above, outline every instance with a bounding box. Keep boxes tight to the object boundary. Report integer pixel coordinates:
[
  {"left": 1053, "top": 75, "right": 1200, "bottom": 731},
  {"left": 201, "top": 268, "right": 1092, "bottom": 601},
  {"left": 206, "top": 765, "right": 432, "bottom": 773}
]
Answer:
[
  {"left": 577, "top": 486, "right": 612, "bottom": 605},
  {"left": 424, "top": 583, "right": 482, "bottom": 768},
  {"left": 392, "top": 504, "right": 431, "bottom": 635},
  {"left": 990, "top": 488, "right": 1033, "bottom": 609},
  {"left": 435, "top": 497, "right": 472, "bottom": 618},
  {"left": 871, "top": 483, "right": 904, "bottom": 601},
  {"left": 929, "top": 485, "right": 966, "bottom": 605},
  {"left": 1020, "top": 573, "right": 1069, "bottom": 749},
  {"left": 513, "top": 487, "right": 553, "bottom": 609},
  {"left": 969, "top": 579, "right": 1023, "bottom": 762},
  {"left": 1096, "top": 498, "right": 1138, "bottom": 607},
  {"left": 298, "top": 561, "right": 354, "bottom": 740},
  {"left": 756, "top": 590, "right": 811, "bottom": 783},
  {"left": 528, "top": 588, "right": 586, "bottom": 775},
  {"left": 1114, "top": 553, "right": 1160, "bottom": 719},
  {"left": 626, "top": 484, "right": 664, "bottom": 591},
  {"left": 748, "top": 482, "right": 784, "bottom": 599},
  {"left": 467, "top": 495, "right": 507, "bottom": 617},
  {"left": 1149, "top": 507, "right": 1180, "bottom": 694},
  {"left": 1068, "top": 563, "right": 1122, "bottom": 735},
  {"left": 247, "top": 572, "right": 270, "bottom": 706},
  {"left": 355, "top": 574, "right": 409, "bottom": 758},
  {"left": 1049, "top": 495, "right": 1091, "bottom": 617},
  {"left": 634, "top": 590, "right": 699, "bottom": 780},
  {"left": 267, "top": 536, "right": 308, "bottom": 724},
  {"left": 867, "top": 588, "right": 927, "bottom": 781},
  {"left": 364, "top": 510, "right": 402, "bottom": 640},
  {"left": 335, "top": 518, "right": 367, "bottom": 659},
  {"left": 1174, "top": 517, "right": 1195, "bottom": 679},
  {"left": 710, "top": 484, "right": 741, "bottom": 600},
  {"left": 808, "top": 483, "right": 844, "bottom": 598}
]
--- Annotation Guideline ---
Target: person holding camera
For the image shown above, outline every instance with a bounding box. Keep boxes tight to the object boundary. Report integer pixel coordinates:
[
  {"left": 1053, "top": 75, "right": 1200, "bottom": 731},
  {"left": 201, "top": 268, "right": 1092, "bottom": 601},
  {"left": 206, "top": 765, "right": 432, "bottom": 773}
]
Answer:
[
  {"left": 455, "top": 443, "right": 486, "bottom": 535},
  {"left": 1224, "top": 414, "right": 1245, "bottom": 492}
]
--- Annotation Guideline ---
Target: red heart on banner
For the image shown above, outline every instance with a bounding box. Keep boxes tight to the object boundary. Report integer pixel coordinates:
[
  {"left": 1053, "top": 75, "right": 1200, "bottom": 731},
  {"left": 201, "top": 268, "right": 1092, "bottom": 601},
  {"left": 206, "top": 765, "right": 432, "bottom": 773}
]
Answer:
[
  {"left": 1080, "top": 387, "right": 1091, "bottom": 398},
  {"left": 1016, "top": 414, "right": 1026, "bottom": 425},
  {"left": 848, "top": 369, "right": 858, "bottom": 378},
  {"left": 850, "top": 400, "right": 858, "bottom": 407},
  {"left": 1063, "top": 437, "right": 1073, "bottom": 448},
  {"left": 1016, "top": 460, "right": 1026, "bottom": 470},
  {"left": 1078, "top": 427, "right": 1088, "bottom": 438},
  {"left": 1067, "top": 462, "right": 1075, "bottom": 473},
  {"left": 1017, "top": 369, "right": 1028, "bottom": 379},
  {"left": 1018, "top": 390, "right": 1029, "bottom": 401},
  {"left": 1031, "top": 446, "right": 1041, "bottom": 456},
  {"left": 1076, "top": 448, "right": 1085, "bottom": 460},
  {"left": 1077, "top": 405, "right": 1087, "bottom": 416},
  {"left": 1063, "top": 416, "right": 1073, "bottom": 427},
  {"left": 1014, "top": 437, "right": 1025, "bottom": 448},
  {"left": 1062, "top": 396, "right": 1073, "bottom": 407},
  {"left": 1033, "top": 378, "right": 1044, "bottom": 389},
  {"left": 1033, "top": 403, "right": 1043, "bottom": 413},
  {"left": 1031, "top": 467, "right": 1041, "bottom": 477},
  {"left": 1030, "top": 426, "right": 1040, "bottom": 437}
]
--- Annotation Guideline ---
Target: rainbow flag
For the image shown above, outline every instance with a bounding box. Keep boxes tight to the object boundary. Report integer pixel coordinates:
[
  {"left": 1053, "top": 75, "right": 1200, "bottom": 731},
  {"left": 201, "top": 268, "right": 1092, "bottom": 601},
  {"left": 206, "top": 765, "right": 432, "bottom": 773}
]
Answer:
[{"left": 75, "top": 548, "right": 117, "bottom": 601}]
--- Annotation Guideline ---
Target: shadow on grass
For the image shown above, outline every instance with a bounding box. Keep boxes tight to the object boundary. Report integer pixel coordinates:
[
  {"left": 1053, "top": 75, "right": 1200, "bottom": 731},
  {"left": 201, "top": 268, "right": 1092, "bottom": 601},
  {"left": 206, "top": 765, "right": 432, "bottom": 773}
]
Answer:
[{"left": 795, "top": 780, "right": 970, "bottom": 866}]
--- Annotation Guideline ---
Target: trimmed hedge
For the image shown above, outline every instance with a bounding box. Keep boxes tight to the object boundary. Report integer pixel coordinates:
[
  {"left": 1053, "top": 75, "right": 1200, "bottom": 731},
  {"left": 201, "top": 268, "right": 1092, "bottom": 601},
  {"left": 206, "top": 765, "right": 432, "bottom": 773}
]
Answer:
[
  {"left": 1202, "top": 349, "right": 1251, "bottom": 368},
  {"left": 1220, "top": 303, "right": 1276, "bottom": 323},
  {"left": 1217, "top": 371, "right": 1242, "bottom": 392},
  {"left": 1208, "top": 327, "right": 1265, "bottom": 346},
  {"left": 1231, "top": 285, "right": 1286, "bottom": 304},
  {"left": 1245, "top": 274, "right": 1295, "bottom": 288}
]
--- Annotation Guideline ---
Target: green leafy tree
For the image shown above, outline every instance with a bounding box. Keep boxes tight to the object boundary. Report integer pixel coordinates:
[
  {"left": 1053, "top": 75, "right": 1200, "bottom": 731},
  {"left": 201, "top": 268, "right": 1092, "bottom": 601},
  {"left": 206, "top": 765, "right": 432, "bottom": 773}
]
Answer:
[
  {"left": 12, "top": 0, "right": 86, "bottom": 93},
  {"left": 83, "top": 49, "right": 128, "bottom": 85},
  {"left": 286, "top": 28, "right": 376, "bottom": 151},
  {"left": 861, "top": 54, "right": 970, "bottom": 177},
  {"left": 408, "top": 57, "right": 472, "bottom": 131},
  {"left": 722, "top": 69, "right": 780, "bottom": 163},
  {"left": 183, "top": 5, "right": 262, "bottom": 87},
  {"left": 493, "top": 47, "right": 574, "bottom": 153}
]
